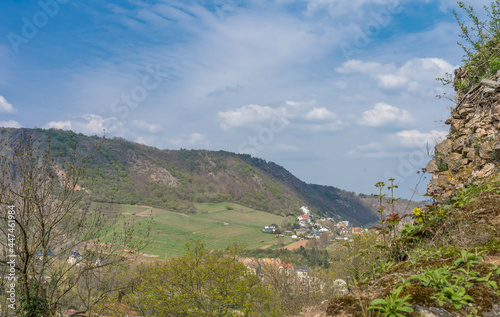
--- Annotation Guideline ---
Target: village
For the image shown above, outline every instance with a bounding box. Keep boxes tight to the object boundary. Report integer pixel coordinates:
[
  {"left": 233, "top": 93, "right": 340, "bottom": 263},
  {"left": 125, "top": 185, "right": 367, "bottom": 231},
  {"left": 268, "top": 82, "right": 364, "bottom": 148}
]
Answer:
[
  {"left": 242, "top": 206, "right": 366, "bottom": 292},
  {"left": 260, "top": 206, "right": 367, "bottom": 241}
]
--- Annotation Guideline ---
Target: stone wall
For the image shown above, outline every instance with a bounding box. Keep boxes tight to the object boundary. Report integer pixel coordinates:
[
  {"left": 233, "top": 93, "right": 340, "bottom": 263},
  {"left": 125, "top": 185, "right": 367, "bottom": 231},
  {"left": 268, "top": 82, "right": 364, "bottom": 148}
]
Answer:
[{"left": 427, "top": 68, "right": 500, "bottom": 196}]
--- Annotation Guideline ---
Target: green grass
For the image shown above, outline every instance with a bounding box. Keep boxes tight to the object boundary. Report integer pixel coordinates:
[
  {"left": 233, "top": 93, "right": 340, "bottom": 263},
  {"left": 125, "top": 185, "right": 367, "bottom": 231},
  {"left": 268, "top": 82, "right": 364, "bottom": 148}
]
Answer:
[{"left": 98, "top": 202, "right": 292, "bottom": 258}]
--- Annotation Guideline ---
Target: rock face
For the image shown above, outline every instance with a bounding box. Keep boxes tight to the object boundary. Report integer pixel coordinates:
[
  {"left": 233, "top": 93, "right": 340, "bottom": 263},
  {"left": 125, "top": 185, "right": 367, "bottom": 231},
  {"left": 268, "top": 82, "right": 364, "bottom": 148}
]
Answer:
[{"left": 427, "top": 69, "right": 500, "bottom": 195}]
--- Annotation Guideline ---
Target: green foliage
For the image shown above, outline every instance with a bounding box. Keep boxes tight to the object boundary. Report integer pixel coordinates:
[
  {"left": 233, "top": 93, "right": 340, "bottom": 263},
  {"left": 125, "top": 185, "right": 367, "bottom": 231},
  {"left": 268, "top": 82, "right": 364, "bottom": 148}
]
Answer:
[
  {"left": 453, "top": 249, "right": 485, "bottom": 266},
  {"left": 490, "top": 57, "right": 500, "bottom": 73},
  {"left": 129, "top": 241, "right": 281, "bottom": 316},
  {"left": 244, "top": 246, "right": 330, "bottom": 268},
  {"left": 491, "top": 265, "right": 500, "bottom": 275},
  {"left": 450, "top": 1, "right": 500, "bottom": 89},
  {"left": 410, "top": 266, "right": 455, "bottom": 289},
  {"left": 432, "top": 150, "right": 449, "bottom": 172},
  {"left": 400, "top": 198, "right": 448, "bottom": 248},
  {"left": 18, "top": 284, "right": 50, "bottom": 317},
  {"left": 432, "top": 286, "right": 474, "bottom": 310},
  {"left": 369, "top": 286, "right": 414, "bottom": 317}
]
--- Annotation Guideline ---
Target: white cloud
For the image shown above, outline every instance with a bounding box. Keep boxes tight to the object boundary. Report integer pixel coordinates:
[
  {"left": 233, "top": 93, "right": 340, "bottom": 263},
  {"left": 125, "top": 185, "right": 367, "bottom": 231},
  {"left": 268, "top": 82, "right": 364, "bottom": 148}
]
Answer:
[
  {"left": 393, "top": 129, "right": 447, "bottom": 148},
  {"left": 336, "top": 59, "right": 387, "bottom": 74},
  {"left": 218, "top": 104, "right": 280, "bottom": 130},
  {"left": 44, "top": 114, "right": 122, "bottom": 135},
  {"left": 376, "top": 74, "right": 408, "bottom": 89},
  {"left": 169, "top": 132, "right": 210, "bottom": 148},
  {"left": 304, "top": 107, "right": 337, "bottom": 121},
  {"left": 336, "top": 58, "right": 455, "bottom": 91},
  {"left": 359, "top": 102, "right": 415, "bottom": 127},
  {"left": 219, "top": 101, "right": 343, "bottom": 132},
  {"left": 0, "top": 120, "right": 22, "bottom": 128},
  {"left": 0, "top": 96, "right": 15, "bottom": 113}
]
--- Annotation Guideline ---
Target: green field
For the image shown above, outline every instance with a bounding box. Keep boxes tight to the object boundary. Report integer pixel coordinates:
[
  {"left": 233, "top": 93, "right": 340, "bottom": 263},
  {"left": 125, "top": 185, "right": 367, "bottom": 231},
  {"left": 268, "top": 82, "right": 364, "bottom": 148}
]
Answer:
[{"left": 97, "top": 202, "right": 293, "bottom": 258}]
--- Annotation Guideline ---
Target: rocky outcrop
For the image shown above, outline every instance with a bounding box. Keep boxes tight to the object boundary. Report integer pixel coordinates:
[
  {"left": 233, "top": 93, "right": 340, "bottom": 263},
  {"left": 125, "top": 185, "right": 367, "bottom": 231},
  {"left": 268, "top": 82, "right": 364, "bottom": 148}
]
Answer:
[{"left": 427, "top": 69, "right": 500, "bottom": 195}]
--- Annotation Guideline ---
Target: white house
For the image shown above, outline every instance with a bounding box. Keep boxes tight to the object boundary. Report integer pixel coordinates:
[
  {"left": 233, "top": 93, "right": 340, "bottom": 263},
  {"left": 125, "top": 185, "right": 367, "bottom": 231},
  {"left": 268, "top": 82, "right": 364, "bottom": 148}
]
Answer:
[{"left": 300, "top": 206, "right": 312, "bottom": 215}]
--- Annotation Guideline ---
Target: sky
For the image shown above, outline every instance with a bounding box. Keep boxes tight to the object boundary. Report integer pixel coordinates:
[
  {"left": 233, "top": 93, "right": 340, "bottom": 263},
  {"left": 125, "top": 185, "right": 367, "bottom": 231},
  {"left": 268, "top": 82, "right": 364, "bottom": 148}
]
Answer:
[{"left": 0, "top": 0, "right": 493, "bottom": 199}]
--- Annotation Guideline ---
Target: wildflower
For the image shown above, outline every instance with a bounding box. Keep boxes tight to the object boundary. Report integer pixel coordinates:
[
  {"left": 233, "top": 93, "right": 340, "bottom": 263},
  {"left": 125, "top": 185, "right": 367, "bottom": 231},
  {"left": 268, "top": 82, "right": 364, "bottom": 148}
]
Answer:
[
  {"left": 436, "top": 207, "right": 445, "bottom": 216},
  {"left": 412, "top": 207, "right": 423, "bottom": 222},
  {"left": 412, "top": 208, "right": 422, "bottom": 217}
]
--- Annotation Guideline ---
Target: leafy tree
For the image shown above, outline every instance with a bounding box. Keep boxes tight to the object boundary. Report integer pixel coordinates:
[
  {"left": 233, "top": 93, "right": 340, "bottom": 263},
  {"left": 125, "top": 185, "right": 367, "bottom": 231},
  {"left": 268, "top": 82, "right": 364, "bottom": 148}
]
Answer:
[{"left": 129, "top": 241, "right": 280, "bottom": 316}]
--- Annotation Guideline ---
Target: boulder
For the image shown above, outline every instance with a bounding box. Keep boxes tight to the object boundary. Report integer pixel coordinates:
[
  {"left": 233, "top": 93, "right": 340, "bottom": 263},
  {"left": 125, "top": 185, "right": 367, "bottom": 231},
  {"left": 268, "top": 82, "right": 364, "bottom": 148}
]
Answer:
[
  {"left": 481, "top": 78, "right": 499, "bottom": 88},
  {"left": 452, "top": 135, "right": 467, "bottom": 152},
  {"left": 483, "top": 304, "right": 500, "bottom": 317},
  {"left": 458, "top": 106, "right": 474, "bottom": 118},
  {"left": 483, "top": 87, "right": 497, "bottom": 94},
  {"left": 426, "top": 159, "right": 439, "bottom": 174},
  {"left": 413, "top": 305, "right": 454, "bottom": 317},
  {"left": 472, "top": 163, "right": 496, "bottom": 178}
]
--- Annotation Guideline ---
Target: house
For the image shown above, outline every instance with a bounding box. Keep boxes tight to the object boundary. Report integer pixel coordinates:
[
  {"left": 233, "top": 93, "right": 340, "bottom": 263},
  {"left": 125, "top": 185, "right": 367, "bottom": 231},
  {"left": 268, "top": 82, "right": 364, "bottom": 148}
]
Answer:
[
  {"left": 300, "top": 206, "right": 312, "bottom": 215},
  {"left": 277, "top": 262, "right": 293, "bottom": 272},
  {"left": 337, "top": 224, "right": 349, "bottom": 235},
  {"left": 245, "top": 262, "right": 259, "bottom": 275},
  {"left": 297, "top": 215, "right": 310, "bottom": 222},
  {"left": 338, "top": 220, "right": 350, "bottom": 227},
  {"left": 35, "top": 250, "right": 55, "bottom": 261},
  {"left": 95, "top": 256, "right": 107, "bottom": 266},
  {"left": 295, "top": 228, "right": 308, "bottom": 235},
  {"left": 295, "top": 264, "right": 311, "bottom": 281},
  {"left": 309, "top": 232, "right": 322, "bottom": 239},
  {"left": 283, "top": 230, "right": 293, "bottom": 236},
  {"left": 262, "top": 225, "right": 277, "bottom": 233},
  {"left": 68, "top": 252, "right": 83, "bottom": 265},
  {"left": 292, "top": 235, "right": 298, "bottom": 239},
  {"left": 352, "top": 227, "right": 363, "bottom": 234}
]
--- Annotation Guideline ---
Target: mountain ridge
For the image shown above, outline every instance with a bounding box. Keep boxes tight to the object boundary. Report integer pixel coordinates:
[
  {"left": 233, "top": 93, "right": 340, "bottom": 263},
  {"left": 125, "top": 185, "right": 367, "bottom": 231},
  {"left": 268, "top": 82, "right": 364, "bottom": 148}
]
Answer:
[{"left": 1, "top": 127, "right": 386, "bottom": 225}]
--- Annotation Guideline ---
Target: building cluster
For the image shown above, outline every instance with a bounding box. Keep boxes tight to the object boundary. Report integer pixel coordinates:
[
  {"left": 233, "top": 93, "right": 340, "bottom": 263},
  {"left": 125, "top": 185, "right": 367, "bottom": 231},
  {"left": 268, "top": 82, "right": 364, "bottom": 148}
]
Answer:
[
  {"left": 33, "top": 250, "right": 107, "bottom": 267},
  {"left": 261, "top": 206, "right": 367, "bottom": 241},
  {"left": 239, "top": 257, "right": 348, "bottom": 294}
]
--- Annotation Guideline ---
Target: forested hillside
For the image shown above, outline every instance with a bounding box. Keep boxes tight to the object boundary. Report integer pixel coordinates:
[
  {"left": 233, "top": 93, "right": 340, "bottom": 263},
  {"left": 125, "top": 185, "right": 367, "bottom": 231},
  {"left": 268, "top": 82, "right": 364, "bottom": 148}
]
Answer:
[{"left": 0, "top": 127, "right": 383, "bottom": 225}]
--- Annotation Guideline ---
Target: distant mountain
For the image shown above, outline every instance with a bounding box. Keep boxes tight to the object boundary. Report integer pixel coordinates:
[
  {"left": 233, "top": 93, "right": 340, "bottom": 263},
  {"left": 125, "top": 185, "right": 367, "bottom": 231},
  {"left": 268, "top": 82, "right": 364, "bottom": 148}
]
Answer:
[{"left": 0, "top": 128, "right": 394, "bottom": 225}]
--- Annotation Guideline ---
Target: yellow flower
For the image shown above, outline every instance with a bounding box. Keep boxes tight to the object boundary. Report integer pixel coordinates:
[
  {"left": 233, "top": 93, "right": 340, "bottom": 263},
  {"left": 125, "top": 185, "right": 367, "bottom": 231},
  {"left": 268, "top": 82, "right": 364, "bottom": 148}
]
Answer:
[
  {"left": 436, "top": 207, "right": 445, "bottom": 216},
  {"left": 412, "top": 208, "right": 422, "bottom": 217},
  {"left": 412, "top": 207, "right": 423, "bottom": 222}
]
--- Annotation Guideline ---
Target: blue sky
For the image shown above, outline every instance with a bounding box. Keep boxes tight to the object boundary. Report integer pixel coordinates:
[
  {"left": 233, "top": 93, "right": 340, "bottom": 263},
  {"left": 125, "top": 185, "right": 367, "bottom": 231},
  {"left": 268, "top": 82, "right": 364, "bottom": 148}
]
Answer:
[{"left": 0, "top": 0, "right": 491, "bottom": 199}]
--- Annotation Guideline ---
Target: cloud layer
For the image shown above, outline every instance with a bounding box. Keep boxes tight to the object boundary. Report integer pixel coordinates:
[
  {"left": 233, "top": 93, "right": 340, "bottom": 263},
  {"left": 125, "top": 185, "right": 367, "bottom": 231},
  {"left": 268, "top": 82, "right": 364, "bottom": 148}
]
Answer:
[{"left": 359, "top": 102, "right": 414, "bottom": 127}]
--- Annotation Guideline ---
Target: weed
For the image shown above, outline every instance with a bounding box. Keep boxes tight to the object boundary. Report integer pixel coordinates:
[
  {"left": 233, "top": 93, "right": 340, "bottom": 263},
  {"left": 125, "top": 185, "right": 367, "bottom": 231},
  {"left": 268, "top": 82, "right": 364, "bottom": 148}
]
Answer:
[
  {"left": 431, "top": 286, "right": 474, "bottom": 310},
  {"left": 454, "top": 249, "right": 485, "bottom": 266},
  {"left": 369, "top": 286, "right": 413, "bottom": 317}
]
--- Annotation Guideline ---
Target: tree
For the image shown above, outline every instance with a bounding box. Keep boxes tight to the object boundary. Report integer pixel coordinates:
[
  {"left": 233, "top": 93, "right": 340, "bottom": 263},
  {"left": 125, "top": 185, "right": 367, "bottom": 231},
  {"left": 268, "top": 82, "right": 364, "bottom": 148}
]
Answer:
[
  {"left": 306, "top": 238, "right": 319, "bottom": 249},
  {"left": 319, "top": 231, "right": 332, "bottom": 246},
  {"left": 0, "top": 132, "right": 148, "bottom": 316},
  {"left": 129, "top": 241, "right": 280, "bottom": 317}
]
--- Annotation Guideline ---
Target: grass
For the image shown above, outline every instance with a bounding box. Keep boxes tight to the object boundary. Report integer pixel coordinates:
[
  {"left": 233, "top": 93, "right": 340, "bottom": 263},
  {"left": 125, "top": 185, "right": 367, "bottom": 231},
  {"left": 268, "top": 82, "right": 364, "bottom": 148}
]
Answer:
[{"left": 97, "top": 202, "right": 293, "bottom": 258}]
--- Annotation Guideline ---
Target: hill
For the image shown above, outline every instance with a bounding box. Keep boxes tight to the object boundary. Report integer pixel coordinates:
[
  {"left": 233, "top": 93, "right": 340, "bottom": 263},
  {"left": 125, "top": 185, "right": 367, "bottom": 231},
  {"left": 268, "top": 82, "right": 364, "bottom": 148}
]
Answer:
[{"left": 0, "top": 127, "right": 388, "bottom": 225}]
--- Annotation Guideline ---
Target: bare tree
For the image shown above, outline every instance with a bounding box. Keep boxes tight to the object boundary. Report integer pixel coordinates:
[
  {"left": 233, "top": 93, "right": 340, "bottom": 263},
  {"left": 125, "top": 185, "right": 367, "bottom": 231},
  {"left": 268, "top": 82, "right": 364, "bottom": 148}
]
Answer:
[{"left": 0, "top": 132, "right": 148, "bottom": 316}]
